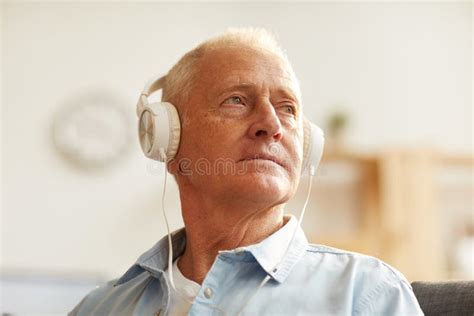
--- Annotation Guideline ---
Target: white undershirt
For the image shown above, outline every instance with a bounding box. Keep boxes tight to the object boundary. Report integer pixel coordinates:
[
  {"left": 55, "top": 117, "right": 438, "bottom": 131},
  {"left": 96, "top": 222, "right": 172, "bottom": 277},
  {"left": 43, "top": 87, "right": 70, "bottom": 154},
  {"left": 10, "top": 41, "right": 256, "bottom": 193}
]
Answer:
[{"left": 165, "top": 256, "right": 201, "bottom": 316}]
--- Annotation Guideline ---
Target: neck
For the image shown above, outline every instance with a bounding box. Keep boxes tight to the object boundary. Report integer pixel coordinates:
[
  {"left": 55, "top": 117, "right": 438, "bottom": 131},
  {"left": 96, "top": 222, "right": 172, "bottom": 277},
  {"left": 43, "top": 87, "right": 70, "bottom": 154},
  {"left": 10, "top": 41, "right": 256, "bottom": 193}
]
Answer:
[{"left": 176, "top": 187, "right": 287, "bottom": 285}]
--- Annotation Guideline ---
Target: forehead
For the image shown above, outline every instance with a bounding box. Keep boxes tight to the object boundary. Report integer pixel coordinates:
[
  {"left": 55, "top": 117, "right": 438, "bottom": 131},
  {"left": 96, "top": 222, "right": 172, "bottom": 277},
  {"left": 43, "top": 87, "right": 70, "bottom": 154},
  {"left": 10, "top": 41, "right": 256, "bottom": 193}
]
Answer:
[{"left": 196, "top": 47, "right": 301, "bottom": 100}]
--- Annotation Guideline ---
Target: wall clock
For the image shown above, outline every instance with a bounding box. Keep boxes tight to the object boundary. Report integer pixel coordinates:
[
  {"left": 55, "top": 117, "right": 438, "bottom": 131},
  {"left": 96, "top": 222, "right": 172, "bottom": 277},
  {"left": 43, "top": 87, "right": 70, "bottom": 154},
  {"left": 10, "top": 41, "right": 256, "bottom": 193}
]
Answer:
[{"left": 52, "top": 91, "right": 133, "bottom": 169}]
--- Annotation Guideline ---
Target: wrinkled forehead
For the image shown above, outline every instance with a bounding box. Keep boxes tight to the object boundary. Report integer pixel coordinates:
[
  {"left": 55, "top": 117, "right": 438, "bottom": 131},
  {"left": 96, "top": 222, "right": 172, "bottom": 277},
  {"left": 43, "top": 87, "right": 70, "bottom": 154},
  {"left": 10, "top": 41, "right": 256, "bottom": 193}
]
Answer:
[{"left": 197, "top": 46, "right": 302, "bottom": 102}]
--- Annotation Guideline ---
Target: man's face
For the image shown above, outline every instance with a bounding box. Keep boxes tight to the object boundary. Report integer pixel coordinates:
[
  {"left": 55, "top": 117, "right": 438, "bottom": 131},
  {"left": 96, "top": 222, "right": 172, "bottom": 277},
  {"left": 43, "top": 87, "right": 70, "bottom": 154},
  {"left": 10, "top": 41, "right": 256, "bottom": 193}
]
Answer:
[{"left": 171, "top": 46, "right": 304, "bottom": 207}]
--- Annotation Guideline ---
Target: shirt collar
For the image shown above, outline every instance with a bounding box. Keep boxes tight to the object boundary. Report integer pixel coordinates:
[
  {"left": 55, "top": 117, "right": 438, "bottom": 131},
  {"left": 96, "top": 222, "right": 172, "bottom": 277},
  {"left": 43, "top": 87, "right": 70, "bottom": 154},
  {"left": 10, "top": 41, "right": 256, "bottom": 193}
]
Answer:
[
  {"left": 218, "top": 215, "right": 308, "bottom": 283},
  {"left": 114, "top": 215, "right": 308, "bottom": 286},
  {"left": 114, "top": 228, "right": 187, "bottom": 286}
]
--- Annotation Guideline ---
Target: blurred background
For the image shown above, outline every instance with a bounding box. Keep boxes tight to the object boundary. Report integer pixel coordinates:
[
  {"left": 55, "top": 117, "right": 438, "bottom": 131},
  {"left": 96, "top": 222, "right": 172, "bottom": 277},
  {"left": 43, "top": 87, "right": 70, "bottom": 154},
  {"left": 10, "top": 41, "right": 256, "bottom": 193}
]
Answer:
[{"left": 1, "top": 1, "right": 472, "bottom": 314}]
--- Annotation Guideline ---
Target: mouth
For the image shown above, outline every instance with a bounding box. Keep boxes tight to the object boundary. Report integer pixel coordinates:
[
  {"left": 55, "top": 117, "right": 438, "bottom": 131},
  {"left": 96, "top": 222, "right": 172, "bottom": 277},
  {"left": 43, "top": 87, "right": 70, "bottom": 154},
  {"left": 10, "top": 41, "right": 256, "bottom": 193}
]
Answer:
[{"left": 239, "top": 154, "right": 285, "bottom": 168}]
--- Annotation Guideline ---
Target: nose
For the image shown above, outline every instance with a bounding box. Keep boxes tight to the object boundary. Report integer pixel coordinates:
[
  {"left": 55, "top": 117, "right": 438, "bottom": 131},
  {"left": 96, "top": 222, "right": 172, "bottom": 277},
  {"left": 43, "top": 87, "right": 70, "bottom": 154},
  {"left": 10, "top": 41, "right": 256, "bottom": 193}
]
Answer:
[{"left": 248, "top": 98, "right": 283, "bottom": 142}]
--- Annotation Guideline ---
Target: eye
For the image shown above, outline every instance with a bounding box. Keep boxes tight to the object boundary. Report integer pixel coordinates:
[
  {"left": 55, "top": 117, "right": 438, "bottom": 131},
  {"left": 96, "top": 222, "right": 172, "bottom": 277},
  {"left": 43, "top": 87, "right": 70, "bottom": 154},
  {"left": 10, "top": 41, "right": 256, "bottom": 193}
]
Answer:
[
  {"left": 281, "top": 104, "right": 296, "bottom": 115},
  {"left": 223, "top": 96, "right": 244, "bottom": 105}
]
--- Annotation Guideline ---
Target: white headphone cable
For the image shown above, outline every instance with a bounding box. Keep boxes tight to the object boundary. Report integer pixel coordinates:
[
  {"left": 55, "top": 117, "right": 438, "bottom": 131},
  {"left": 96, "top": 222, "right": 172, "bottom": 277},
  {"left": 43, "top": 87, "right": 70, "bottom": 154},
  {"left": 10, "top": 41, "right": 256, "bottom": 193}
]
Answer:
[
  {"left": 161, "top": 155, "right": 229, "bottom": 313},
  {"left": 235, "top": 165, "right": 315, "bottom": 315},
  {"left": 160, "top": 150, "right": 195, "bottom": 305}
]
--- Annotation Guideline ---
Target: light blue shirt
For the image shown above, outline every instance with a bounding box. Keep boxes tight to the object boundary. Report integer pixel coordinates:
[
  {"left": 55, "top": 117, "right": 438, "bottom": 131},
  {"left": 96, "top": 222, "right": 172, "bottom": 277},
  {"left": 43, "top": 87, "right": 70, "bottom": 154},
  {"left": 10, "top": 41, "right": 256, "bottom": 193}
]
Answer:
[{"left": 70, "top": 216, "right": 423, "bottom": 315}]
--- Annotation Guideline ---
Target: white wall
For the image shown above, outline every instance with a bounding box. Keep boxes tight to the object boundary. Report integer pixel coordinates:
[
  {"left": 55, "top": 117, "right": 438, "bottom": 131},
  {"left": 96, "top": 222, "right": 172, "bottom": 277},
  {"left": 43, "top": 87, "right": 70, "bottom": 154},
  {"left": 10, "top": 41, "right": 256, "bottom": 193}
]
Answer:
[{"left": 2, "top": 1, "right": 472, "bottom": 282}]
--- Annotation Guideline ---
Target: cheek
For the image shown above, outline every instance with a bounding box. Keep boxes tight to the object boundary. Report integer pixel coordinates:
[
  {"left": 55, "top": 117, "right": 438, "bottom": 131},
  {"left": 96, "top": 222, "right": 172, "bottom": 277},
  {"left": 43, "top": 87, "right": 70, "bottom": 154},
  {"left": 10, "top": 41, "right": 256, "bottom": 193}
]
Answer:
[
  {"left": 286, "top": 132, "right": 305, "bottom": 172},
  {"left": 179, "top": 116, "right": 232, "bottom": 159}
]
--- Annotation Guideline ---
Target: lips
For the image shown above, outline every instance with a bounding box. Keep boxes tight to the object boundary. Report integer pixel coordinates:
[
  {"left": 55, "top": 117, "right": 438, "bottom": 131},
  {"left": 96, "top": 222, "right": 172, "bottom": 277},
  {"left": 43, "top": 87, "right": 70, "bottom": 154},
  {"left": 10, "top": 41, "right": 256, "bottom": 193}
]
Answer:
[{"left": 239, "top": 153, "right": 285, "bottom": 168}]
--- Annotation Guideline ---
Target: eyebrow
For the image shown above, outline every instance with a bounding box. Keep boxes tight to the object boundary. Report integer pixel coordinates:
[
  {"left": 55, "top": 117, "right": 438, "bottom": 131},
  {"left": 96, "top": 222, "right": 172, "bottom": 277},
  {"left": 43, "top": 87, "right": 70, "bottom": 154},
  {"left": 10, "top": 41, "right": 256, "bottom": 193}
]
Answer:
[{"left": 216, "top": 83, "right": 254, "bottom": 97}]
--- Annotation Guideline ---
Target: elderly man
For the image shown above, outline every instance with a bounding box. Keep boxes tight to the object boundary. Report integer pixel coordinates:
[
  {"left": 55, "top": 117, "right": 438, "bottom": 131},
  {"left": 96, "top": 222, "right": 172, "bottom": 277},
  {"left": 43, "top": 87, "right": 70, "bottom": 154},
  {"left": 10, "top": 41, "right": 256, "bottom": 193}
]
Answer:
[{"left": 71, "top": 28, "right": 423, "bottom": 315}]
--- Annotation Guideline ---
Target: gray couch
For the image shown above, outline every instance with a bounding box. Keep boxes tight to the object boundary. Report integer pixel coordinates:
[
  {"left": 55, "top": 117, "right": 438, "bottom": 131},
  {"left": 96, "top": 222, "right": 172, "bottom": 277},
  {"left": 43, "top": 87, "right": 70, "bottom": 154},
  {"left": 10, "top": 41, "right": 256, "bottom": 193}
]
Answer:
[{"left": 411, "top": 281, "right": 474, "bottom": 315}]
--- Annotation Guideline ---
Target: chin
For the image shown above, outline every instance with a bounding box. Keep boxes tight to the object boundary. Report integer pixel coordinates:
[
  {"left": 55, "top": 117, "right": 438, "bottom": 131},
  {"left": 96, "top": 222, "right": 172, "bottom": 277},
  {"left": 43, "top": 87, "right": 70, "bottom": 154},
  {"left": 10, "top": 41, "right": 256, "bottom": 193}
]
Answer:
[{"left": 227, "top": 173, "right": 294, "bottom": 204}]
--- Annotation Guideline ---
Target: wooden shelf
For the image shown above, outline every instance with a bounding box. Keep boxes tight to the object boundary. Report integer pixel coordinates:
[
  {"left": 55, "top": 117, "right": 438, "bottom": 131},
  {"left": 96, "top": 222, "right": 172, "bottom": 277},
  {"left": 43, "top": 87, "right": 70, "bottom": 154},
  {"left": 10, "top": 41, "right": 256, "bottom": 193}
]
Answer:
[{"left": 311, "top": 147, "right": 473, "bottom": 281}]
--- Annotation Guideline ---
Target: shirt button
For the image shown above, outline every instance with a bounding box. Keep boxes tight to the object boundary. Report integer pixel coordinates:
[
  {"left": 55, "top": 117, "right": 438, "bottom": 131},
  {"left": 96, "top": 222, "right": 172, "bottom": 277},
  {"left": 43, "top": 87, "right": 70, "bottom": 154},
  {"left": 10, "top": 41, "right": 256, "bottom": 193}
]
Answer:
[{"left": 204, "top": 287, "right": 213, "bottom": 299}]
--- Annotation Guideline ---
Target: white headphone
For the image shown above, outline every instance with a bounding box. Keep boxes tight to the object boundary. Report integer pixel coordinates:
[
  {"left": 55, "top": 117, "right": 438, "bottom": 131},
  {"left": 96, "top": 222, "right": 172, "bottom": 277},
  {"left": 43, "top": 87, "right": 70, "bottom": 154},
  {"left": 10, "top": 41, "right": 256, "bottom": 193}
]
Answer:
[{"left": 136, "top": 75, "right": 325, "bottom": 176}]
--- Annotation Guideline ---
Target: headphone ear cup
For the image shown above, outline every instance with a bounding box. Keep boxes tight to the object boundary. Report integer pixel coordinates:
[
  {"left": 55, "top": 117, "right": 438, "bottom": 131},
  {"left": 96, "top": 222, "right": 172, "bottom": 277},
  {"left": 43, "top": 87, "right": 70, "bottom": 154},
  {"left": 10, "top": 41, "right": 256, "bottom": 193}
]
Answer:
[
  {"left": 138, "top": 102, "right": 181, "bottom": 162},
  {"left": 301, "top": 118, "right": 325, "bottom": 176}
]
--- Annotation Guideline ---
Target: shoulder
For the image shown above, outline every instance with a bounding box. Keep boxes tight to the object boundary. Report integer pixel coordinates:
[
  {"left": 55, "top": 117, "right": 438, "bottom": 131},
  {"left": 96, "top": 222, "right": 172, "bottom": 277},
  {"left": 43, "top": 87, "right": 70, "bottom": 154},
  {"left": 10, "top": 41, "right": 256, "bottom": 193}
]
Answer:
[
  {"left": 305, "top": 243, "right": 410, "bottom": 284},
  {"left": 69, "top": 279, "right": 118, "bottom": 316},
  {"left": 303, "top": 244, "right": 423, "bottom": 315},
  {"left": 68, "top": 270, "right": 157, "bottom": 316}
]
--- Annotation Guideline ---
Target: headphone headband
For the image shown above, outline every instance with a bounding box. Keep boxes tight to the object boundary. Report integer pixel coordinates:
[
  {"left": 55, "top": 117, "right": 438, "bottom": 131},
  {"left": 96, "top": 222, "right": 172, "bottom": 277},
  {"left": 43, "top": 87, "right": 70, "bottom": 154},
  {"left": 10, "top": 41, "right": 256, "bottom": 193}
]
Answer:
[
  {"left": 143, "top": 75, "right": 166, "bottom": 96},
  {"left": 136, "top": 75, "right": 167, "bottom": 117}
]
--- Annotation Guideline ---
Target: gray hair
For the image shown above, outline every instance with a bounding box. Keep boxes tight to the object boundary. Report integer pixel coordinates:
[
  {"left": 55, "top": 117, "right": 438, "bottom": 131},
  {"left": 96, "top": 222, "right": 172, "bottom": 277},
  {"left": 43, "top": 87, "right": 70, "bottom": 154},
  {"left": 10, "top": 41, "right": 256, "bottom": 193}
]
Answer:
[{"left": 161, "top": 27, "right": 300, "bottom": 110}]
